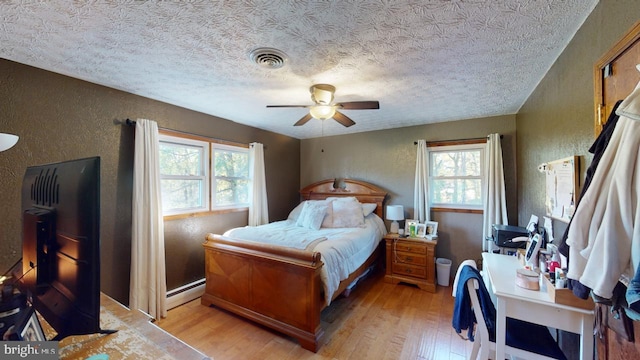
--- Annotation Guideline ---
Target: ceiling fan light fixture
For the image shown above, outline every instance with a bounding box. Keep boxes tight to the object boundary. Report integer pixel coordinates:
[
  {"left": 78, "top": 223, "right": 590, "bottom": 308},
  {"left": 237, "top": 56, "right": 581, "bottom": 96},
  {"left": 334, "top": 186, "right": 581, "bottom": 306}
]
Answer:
[
  {"left": 266, "top": 83, "right": 378, "bottom": 127},
  {"left": 310, "top": 84, "right": 335, "bottom": 105},
  {"left": 309, "top": 105, "right": 336, "bottom": 120}
]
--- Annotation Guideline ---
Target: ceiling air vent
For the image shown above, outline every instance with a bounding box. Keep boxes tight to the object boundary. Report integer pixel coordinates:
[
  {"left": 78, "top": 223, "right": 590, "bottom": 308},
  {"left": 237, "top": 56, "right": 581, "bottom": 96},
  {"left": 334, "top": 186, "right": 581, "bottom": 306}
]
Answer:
[{"left": 249, "top": 47, "right": 288, "bottom": 69}]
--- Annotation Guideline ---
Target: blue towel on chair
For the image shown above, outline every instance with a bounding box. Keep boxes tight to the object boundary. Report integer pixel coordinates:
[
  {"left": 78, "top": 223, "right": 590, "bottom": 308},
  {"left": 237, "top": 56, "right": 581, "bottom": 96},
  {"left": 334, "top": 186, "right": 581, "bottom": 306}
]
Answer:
[
  {"left": 452, "top": 265, "right": 568, "bottom": 359},
  {"left": 452, "top": 265, "right": 495, "bottom": 341}
]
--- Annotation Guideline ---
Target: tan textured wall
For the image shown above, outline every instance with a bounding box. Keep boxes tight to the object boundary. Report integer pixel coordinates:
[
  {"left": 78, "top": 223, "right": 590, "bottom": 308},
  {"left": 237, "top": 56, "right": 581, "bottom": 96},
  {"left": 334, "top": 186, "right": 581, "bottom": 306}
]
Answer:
[
  {"left": 0, "top": 59, "right": 300, "bottom": 304},
  {"left": 301, "top": 115, "right": 517, "bottom": 270},
  {"left": 517, "top": 1, "right": 640, "bottom": 237}
]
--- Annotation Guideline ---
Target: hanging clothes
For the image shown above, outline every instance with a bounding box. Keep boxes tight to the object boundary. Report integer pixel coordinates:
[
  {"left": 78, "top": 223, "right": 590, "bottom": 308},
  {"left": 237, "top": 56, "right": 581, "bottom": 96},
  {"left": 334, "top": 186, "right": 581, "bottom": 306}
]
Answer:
[
  {"left": 566, "top": 79, "right": 640, "bottom": 299},
  {"left": 557, "top": 100, "right": 622, "bottom": 299},
  {"left": 559, "top": 100, "right": 623, "bottom": 257}
]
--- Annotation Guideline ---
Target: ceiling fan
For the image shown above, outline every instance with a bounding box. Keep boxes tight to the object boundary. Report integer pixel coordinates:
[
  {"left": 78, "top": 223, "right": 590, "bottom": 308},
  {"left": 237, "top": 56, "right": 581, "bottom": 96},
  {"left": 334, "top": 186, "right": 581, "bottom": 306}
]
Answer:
[{"left": 266, "top": 84, "right": 379, "bottom": 127}]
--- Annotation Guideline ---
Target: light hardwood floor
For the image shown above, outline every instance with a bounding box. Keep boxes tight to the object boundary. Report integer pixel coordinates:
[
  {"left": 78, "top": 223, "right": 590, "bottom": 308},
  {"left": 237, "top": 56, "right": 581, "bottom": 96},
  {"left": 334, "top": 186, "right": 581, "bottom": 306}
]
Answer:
[{"left": 156, "top": 269, "right": 473, "bottom": 360}]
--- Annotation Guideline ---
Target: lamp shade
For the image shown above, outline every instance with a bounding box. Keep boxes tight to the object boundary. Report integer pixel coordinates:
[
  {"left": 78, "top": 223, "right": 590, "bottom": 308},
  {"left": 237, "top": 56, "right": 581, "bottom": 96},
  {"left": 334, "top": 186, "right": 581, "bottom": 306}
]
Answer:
[
  {"left": 386, "top": 205, "right": 404, "bottom": 221},
  {"left": 386, "top": 205, "right": 404, "bottom": 234},
  {"left": 0, "top": 133, "right": 19, "bottom": 152}
]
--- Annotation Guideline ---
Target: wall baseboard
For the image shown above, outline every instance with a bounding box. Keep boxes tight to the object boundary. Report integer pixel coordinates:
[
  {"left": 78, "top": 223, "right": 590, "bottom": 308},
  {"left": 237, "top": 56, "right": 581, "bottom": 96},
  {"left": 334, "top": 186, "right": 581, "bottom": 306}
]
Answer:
[{"left": 166, "top": 278, "right": 205, "bottom": 310}]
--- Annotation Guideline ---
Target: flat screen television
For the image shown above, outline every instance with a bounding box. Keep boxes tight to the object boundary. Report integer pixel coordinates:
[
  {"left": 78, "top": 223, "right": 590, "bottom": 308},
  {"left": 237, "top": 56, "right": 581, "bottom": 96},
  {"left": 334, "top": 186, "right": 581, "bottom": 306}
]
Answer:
[{"left": 19, "top": 156, "right": 114, "bottom": 339}]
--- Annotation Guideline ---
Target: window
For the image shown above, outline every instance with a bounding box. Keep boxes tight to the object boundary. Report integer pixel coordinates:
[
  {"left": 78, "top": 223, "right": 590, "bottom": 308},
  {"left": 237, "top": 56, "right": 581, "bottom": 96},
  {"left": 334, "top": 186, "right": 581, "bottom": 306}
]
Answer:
[
  {"left": 212, "top": 144, "right": 250, "bottom": 209},
  {"left": 429, "top": 143, "right": 484, "bottom": 209},
  {"left": 158, "top": 132, "right": 250, "bottom": 216},
  {"left": 159, "top": 135, "right": 209, "bottom": 215}
]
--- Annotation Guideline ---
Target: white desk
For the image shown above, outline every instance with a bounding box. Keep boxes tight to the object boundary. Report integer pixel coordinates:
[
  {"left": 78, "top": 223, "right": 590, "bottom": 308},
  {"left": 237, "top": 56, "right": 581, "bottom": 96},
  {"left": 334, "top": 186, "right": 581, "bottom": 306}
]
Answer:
[{"left": 481, "top": 253, "right": 595, "bottom": 360}]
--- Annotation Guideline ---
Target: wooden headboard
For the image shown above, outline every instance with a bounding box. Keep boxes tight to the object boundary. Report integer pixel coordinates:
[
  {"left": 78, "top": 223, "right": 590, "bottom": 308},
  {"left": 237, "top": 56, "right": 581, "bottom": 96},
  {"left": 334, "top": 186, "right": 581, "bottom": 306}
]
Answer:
[{"left": 299, "top": 179, "right": 387, "bottom": 218}]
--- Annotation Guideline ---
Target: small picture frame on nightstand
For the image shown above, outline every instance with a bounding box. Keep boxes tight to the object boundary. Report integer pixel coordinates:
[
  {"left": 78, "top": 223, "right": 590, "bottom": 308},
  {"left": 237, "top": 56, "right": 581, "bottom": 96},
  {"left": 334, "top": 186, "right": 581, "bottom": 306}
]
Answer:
[
  {"left": 425, "top": 221, "right": 438, "bottom": 236},
  {"left": 416, "top": 224, "right": 427, "bottom": 237}
]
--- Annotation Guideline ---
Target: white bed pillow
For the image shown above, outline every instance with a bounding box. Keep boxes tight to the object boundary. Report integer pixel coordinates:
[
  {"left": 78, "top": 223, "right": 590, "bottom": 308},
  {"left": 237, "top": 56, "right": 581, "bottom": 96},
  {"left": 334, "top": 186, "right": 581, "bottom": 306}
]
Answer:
[
  {"left": 362, "top": 203, "right": 377, "bottom": 217},
  {"left": 321, "top": 201, "right": 334, "bottom": 228},
  {"left": 296, "top": 201, "right": 328, "bottom": 230},
  {"left": 330, "top": 198, "right": 365, "bottom": 228},
  {"left": 326, "top": 196, "right": 358, "bottom": 203},
  {"left": 287, "top": 201, "right": 306, "bottom": 221},
  {"left": 289, "top": 200, "right": 334, "bottom": 227},
  {"left": 324, "top": 197, "right": 354, "bottom": 227},
  {"left": 326, "top": 196, "right": 376, "bottom": 220}
]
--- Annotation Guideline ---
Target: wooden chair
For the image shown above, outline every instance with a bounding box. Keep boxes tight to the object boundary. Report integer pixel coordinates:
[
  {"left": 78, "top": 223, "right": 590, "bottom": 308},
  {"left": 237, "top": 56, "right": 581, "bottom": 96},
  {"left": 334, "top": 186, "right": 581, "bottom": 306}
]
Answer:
[{"left": 453, "top": 262, "right": 567, "bottom": 360}]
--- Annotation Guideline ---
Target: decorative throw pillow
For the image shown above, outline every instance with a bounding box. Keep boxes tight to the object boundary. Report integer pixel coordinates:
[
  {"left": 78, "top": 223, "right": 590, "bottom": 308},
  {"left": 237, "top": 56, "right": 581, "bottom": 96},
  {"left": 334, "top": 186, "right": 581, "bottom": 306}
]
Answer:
[
  {"left": 330, "top": 198, "right": 365, "bottom": 228},
  {"left": 321, "top": 200, "right": 334, "bottom": 228},
  {"left": 296, "top": 201, "right": 328, "bottom": 230},
  {"left": 326, "top": 196, "right": 359, "bottom": 203}
]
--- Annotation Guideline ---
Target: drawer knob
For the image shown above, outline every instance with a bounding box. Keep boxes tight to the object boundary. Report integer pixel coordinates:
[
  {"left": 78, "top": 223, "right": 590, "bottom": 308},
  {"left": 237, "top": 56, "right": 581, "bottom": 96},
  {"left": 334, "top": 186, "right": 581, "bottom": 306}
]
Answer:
[{"left": 405, "top": 256, "right": 413, "bottom": 261}]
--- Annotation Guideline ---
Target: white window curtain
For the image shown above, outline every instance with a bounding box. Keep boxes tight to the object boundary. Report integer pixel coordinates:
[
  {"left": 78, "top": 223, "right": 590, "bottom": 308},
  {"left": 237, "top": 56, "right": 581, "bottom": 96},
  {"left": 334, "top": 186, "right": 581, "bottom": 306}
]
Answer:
[
  {"left": 130, "top": 118, "right": 167, "bottom": 319},
  {"left": 482, "top": 133, "right": 508, "bottom": 252},
  {"left": 414, "top": 139, "right": 430, "bottom": 222},
  {"left": 249, "top": 142, "right": 269, "bottom": 226}
]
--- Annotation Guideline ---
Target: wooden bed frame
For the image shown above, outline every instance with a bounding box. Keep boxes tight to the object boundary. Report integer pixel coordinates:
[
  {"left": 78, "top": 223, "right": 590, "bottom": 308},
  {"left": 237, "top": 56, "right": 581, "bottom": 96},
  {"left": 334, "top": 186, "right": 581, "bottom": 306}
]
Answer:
[{"left": 201, "top": 179, "right": 387, "bottom": 352}]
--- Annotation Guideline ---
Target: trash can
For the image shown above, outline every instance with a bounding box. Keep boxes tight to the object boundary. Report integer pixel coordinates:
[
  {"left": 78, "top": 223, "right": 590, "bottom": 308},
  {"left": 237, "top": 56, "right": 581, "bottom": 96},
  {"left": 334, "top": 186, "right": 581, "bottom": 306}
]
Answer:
[{"left": 436, "top": 258, "right": 452, "bottom": 286}]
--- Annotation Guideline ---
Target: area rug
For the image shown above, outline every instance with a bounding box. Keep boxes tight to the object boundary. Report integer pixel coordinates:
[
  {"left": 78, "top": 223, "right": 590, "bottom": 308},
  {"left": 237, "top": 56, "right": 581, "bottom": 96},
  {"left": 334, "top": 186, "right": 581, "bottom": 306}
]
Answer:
[
  {"left": 38, "top": 294, "right": 208, "bottom": 360},
  {"left": 56, "top": 310, "right": 176, "bottom": 360}
]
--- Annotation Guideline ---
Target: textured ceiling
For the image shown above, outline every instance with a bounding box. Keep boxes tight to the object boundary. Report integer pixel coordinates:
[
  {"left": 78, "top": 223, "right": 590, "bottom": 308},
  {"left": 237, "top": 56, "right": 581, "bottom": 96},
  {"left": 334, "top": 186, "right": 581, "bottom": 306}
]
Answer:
[{"left": 0, "top": 1, "right": 598, "bottom": 139}]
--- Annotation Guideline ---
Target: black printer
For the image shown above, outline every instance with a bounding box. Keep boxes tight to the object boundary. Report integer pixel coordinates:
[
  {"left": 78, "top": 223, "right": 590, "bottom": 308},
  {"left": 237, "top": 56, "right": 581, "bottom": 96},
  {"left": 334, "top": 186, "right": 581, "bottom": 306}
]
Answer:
[{"left": 491, "top": 224, "right": 529, "bottom": 248}]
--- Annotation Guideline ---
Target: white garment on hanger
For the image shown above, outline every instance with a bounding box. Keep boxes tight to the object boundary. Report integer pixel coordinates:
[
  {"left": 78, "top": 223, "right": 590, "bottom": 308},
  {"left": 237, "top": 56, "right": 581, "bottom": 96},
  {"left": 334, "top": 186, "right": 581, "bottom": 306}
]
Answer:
[{"left": 566, "top": 78, "right": 640, "bottom": 299}]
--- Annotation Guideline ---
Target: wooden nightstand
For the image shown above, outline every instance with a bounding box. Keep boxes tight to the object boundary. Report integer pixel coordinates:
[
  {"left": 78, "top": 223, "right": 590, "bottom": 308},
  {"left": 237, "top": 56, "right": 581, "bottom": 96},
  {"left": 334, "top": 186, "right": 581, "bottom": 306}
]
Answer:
[{"left": 384, "top": 234, "right": 437, "bottom": 292}]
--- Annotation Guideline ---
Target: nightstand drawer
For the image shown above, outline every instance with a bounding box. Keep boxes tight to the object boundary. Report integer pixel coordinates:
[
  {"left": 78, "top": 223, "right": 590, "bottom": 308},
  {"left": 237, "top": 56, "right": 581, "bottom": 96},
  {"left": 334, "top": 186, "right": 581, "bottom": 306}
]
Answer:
[
  {"left": 394, "top": 241, "right": 427, "bottom": 254},
  {"left": 395, "top": 252, "right": 427, "bottom": 266},
  {"left": 392, "top": 263, "right": 427, "bottom": 279}
]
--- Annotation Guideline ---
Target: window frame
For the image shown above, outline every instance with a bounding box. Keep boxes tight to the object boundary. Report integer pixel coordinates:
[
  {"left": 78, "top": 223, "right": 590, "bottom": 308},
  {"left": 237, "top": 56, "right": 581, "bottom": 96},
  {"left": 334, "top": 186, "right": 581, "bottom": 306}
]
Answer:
[
  {"left": 158, "top": 133, "right": 210, "bottom": 216},
  {"left": 427, "top": 142, "right": 485, "bottom": 212},
  {"left": 158, "top": 130, "right": 250, "bottom": 219},
  {"left": 211, "top": 142, "right": 251, "bottom": 211}
]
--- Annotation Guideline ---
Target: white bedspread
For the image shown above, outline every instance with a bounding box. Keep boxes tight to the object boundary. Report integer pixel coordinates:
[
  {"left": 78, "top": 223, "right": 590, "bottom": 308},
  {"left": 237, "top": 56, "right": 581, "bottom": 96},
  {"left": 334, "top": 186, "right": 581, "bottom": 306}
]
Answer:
[{"left": 224, "top": 214, "right": 387, "bottom": 304}]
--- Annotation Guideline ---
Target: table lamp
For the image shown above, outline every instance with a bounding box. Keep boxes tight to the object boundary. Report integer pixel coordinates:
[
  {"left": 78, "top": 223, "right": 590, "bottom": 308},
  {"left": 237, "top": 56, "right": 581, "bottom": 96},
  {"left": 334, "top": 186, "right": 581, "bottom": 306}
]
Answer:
[{"left": 386, "top": 205, "right": 404, "bottom": 233}]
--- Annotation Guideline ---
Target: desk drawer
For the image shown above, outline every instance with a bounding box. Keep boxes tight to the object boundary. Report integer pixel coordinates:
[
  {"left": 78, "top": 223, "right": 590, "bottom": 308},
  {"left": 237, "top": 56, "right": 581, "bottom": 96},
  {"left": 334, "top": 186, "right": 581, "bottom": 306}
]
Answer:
[
  {"left": 394, "top": 241, "right": 427, "bottom": 254},
  {"left": 392, "top": 263, "right": 427, "bottom": 279},
  {"left": 395, "top": 252, "right": 427, "bottom": 266}
]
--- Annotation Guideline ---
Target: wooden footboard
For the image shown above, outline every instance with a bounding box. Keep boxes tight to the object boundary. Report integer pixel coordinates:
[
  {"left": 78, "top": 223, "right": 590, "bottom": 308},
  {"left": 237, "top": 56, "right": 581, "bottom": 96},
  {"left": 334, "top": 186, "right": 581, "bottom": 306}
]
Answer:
[
  {"left": 201, "top": 178, "right": 387, "bottom": 352},
  {"left": 201, "top": 234, "right": 325, "bottom": 352},
  {"left": 202, "top": 234, "right": 383, "bottom": 352}
]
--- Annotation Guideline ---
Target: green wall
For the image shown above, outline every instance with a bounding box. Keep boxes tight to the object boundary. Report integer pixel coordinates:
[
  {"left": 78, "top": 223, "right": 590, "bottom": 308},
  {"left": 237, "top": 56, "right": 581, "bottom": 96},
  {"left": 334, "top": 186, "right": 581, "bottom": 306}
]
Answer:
[{"left": 0, "top": 59, "right": 300, "bottom": 305}]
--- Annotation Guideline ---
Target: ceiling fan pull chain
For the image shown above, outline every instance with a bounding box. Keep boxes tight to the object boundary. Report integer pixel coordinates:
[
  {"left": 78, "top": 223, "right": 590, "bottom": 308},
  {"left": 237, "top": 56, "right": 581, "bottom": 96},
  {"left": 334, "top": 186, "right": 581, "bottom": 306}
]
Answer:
[{"left": 321, "top": 120, "right": 325, "bottom": 152}]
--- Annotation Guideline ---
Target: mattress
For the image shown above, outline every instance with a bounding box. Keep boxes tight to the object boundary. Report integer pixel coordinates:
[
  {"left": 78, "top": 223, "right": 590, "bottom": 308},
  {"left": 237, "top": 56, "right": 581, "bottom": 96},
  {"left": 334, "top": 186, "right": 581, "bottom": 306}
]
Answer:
[{"left": 224, "top": 213, "right": 386, "bottom": 304}]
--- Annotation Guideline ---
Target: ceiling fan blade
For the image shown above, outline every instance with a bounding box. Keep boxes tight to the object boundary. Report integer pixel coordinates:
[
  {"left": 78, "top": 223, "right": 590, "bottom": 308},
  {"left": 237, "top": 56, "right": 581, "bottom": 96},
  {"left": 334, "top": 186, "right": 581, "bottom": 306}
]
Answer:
[
  {"left": 336, "top": 101, "right": 379, "bottom": 110},
  {"left": 333, "top": 111, "right": 356, "bottom": 127},
  {"left": 266, "top": 105, "right": 311, "bottom": 108},
  {"left": 293, "top": 113, "right": 313, "bottom": 126}
]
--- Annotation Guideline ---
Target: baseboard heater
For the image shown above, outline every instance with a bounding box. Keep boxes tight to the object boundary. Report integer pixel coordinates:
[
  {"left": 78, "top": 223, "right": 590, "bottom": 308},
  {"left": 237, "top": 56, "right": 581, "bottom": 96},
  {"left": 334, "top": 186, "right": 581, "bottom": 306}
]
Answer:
[{"left": 166, "top": 278, "right": 205, "bottom": 310}]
